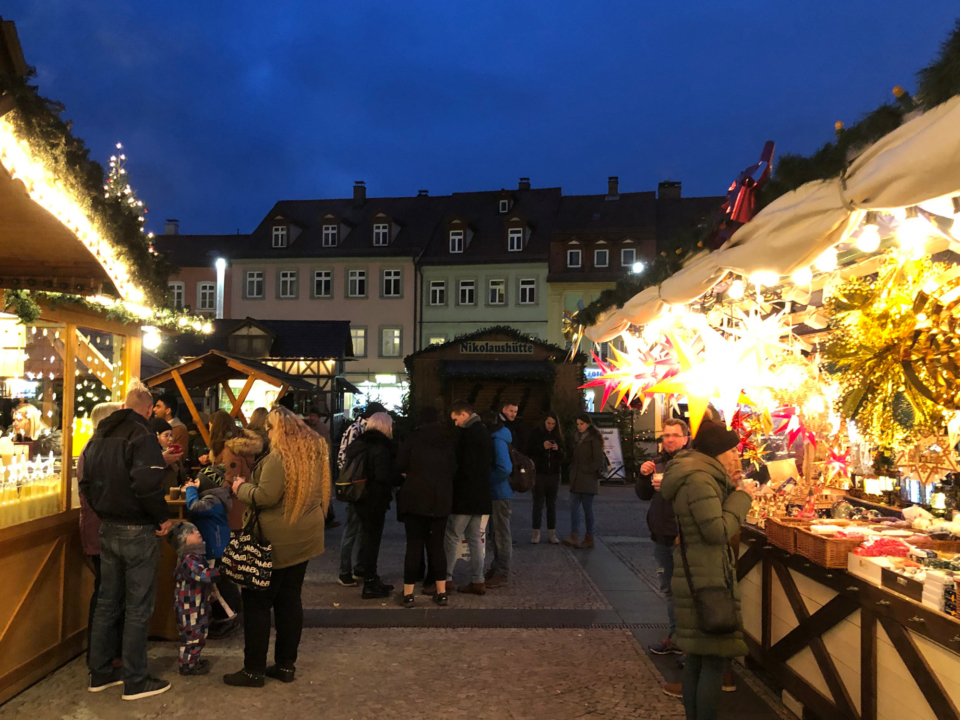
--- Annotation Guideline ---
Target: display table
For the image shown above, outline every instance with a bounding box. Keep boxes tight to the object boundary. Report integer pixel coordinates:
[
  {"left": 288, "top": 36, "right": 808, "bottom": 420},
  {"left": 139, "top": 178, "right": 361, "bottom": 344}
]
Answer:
[{"left": 739, "top": 525, "right": 960, "bottom": 720}]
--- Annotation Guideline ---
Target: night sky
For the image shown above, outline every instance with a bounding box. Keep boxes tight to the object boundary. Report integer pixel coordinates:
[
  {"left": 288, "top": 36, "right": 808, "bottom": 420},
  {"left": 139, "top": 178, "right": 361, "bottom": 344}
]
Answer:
[{"left": 7, "top": 2, "right": 958, "bottom": 234}]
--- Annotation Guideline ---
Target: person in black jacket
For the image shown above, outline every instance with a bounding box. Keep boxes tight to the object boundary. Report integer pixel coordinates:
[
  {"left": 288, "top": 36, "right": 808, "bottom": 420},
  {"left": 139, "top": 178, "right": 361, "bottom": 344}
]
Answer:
[
  {"left": 396, "top": 406, "right": 457, "bottom": 607},
  {"left": 636, "top": 417, "right": 689, "bottom": 656},
  {"left": 79, "top": 380, "right": 175, "bottom": 701},
  {"left": 527, "top": 412, "right": 564, "bottom": 544},
  {"left": 345, "top": 412, "right": 400, "bottom": 599},
  {"left": 445, "top": 400, "right": 493, "bottom": 595}
]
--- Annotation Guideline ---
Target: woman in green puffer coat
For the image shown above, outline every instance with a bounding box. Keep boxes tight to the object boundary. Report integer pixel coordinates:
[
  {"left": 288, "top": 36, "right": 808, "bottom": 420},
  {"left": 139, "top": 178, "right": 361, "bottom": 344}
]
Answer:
[{"left": 660, "top": 421, "right": 755, "bottom": 720}]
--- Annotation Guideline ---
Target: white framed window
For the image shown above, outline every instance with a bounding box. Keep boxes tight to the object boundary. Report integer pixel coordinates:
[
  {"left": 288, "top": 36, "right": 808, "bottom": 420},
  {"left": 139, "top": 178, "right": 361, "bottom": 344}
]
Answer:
[
  {"left": 279, "top": 270, "right": 298, "bottom": 298},
  {"left": 168, "top": 282, "right": 184, "bottom": 309},
  {"left": 595, "top": 248, "right": 609, "bottom": 268},
  {"left": 458, "top": 279, "right": 475, "bottom": 305},
  {"left": 499, "top": 199, "right": 509, "bottom": 213},
  {"left": 383, "top": 269, "right": 401, "bottom": 297},
  {"left": 322, "top": 225, "right": 338, "bottom": 247},
  {"left": 488, "top": 279, "right": 505, "bottom": 305},
  {"left": 621, "top": 247, "right": 637, "bottom": 266},
  {"left": 567, "top": 249, "right": 582, "bottom": 268},
  {"left": 508, "top": 228, "right": 523, "bottom": 252},
  {"left": 348, "top": 269, "right": 367, "bottom": 297},
  {"left": 429, "top": 280, "right": 446, "bottom": 306},
  {"left": 428, "top": 335, "right": 446, "bottom": 346},
  {"left": 449, "top": 230, "right": 464, "bottom": 253},
  {"left": 373, "top": 223, "right": 389, "bottom": 246},
  {"left": 381, "top": 328, "right": 401, "bottom": 357},
  {"left": 314, "top": 270, "right": 332, "bottom": 297},
  {"left": 350, "top": 327, "right": 366, "bottom": 357},
  {"left": 245, "top": 271, "right": 264, "bottom": 299},
  {"left": 519, "top": 278, "right": 536, "bottom": 305},
  {"left": 272, "top": 226, "right": 287, "bottom": 248},
  {"left": 198, "top": 282, "right": 215, "bottom": 312}
]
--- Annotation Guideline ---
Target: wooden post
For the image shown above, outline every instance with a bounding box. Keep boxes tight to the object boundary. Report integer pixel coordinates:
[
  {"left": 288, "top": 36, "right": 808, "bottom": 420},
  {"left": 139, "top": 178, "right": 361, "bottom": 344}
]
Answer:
[
  {"left": 221, "top": 382, "right": 248, "bottom": 427},
  {"left": 60, "top": 325, "right": 77, "bottom": 512},
  {"left": 234, "top": 376, "right": 256, "bottom": 416},
  {"left": 276, "top": 383, "right": 289, "bottom": 403},
  {"left": 125, "top": 333, "right": 141, "bottom": 386},
  {"left": 171, "top": 369, "right": 212, "bottom": 448},
  {"left": 861, "top": 608, "right": 877, "bottom": 720}
]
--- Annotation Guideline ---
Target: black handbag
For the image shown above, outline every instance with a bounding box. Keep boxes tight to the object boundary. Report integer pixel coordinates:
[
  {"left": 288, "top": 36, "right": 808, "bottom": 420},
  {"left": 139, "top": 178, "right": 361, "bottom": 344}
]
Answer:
[
  {"left": 221, "top": 502, "right": 273, "bottom": 590},
  {"left": 677, "top": 522, "right": 739, "bottom": 635},
  {"left": 335, "top": 451, "right": 368, "bottom": 503}
]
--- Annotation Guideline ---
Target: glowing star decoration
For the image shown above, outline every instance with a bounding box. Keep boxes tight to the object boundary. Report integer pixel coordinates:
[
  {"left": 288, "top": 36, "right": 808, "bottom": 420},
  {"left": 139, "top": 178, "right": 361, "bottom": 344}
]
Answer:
[
  {"left": 743, "top": 442, "right": 768, "bottom": 470},
  {"left": 894, "top": 435, "right": 960, "bottom": 485},
  {"left": 579, "top": 340, "right": 678, "bottom": 411},
  {"left": 825, "top": 448, "right": 851, "bottom": 481},
  {"left": 725, "top": 308, "right": 793, "bottom": 379},
  {"left": 773, "top": 406, "right": 817, "bottom": 448}
]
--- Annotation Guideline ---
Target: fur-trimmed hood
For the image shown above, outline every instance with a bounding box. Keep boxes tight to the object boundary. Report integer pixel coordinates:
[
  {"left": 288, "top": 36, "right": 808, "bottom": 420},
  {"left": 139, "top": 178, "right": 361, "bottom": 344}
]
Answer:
[{"left": 225, "top": 429, "right": 264, "bottom": 458}]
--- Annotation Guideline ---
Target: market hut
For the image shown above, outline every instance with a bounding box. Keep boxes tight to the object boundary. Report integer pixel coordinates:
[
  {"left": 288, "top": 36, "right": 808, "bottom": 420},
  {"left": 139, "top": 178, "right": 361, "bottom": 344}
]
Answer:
[
  {"left": 568, "top": 28, "right": 960, "bottom": 720},
  {"left": 405, "top": 326, "right": 585, "bottom": 433},
  {"left": 0, "top": 19, "right": 201, "bottom": 703}
]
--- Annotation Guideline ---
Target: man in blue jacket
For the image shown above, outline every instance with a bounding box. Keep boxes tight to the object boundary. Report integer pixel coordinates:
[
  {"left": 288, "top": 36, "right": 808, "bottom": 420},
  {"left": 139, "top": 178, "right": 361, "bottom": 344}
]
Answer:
[{"left": 481, "top": 411, "right": 514, "bottom": 588}]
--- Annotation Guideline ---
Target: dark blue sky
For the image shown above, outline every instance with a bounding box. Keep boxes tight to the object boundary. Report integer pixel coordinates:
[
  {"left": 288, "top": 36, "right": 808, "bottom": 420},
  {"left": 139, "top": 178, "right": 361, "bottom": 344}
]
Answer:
[{"left": 8, "top": 1, "right": 958, "bottom": 234}]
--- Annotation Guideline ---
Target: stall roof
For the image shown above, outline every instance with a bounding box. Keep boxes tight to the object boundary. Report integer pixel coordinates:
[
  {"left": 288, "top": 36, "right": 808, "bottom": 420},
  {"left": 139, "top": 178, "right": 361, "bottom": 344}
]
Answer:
[
  {"left": 168, "top": 318, "right": 353, "bottom": 360},
  {"left": 440, "top": 360, "right": 556, "bottom": 381},
  {"left": 144, "top": 350, "right": 315, "bottom": 392}
]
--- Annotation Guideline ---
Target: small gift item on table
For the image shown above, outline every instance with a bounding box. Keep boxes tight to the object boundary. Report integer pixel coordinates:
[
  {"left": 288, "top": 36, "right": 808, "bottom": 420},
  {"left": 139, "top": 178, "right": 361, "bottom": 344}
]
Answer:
[{"left": 854, "top": 537, "right": 911, "bottom": 557}]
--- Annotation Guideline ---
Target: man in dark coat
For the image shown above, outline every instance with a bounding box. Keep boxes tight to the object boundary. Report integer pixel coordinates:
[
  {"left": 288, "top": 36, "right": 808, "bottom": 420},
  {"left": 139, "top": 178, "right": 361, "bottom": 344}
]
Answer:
[
  {"left": 636, "top": 417, "right": 689, "bottom": 655},
  {"left": 80, "top": 381, "right": 173, "bottom": 701},
  {"left": 445, "top": 400, "right": 492, "bottom": 595}
]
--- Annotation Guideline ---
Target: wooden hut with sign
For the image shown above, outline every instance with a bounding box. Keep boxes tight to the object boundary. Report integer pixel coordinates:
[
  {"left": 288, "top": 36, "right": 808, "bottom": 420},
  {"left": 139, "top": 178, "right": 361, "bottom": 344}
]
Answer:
[
  {"left": 0, "top": 19, "right": 205, "bottom": 703},
  {"left": 404, "top": 326, "right": 585, "bottom": 433}
]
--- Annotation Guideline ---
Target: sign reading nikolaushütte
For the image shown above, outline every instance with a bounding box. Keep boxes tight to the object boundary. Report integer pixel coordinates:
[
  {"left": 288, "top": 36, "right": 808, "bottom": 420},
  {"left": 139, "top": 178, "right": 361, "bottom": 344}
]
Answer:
[{"left": 459, "top": 341, "right": 534, "bottom": 355}]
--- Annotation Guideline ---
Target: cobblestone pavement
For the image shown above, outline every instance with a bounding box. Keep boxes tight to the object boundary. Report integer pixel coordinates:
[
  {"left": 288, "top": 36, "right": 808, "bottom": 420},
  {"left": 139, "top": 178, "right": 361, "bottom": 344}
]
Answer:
[{"left": 1, "top": 628, "right": 686, "bottom": 720}]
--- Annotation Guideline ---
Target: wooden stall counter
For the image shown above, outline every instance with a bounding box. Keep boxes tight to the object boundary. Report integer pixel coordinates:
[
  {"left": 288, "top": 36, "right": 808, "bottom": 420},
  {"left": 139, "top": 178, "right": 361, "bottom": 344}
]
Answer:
[
  {"left": 149, "top": 496, "right": 189, "bottom": 641},
  {"left": 738, "top": 524, "right": 960, "bottom": 720}
]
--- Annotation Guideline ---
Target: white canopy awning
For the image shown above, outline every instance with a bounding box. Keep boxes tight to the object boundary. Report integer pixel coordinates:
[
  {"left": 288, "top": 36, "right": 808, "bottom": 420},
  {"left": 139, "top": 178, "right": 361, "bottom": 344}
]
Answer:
[{"left": 585, "top": 94, "right": 960, "bottom": 342}]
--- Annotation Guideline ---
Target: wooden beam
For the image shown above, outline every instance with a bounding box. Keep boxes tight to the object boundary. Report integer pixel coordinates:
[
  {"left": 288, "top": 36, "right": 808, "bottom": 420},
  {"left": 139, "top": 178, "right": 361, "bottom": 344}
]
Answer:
[
  {"left": 861, "top": 608, "right": 877, "bottom": 720},
  {"left": 774, "top": 560, "right": 860, "bottom": 720},
  {"left": 762, "top": 556, "right": 773, "bottom": 651},
  {"left": 221, "top": 382, "right": 247, "bottom": 427},
  {"left": 770, "top": 594, "right": 859, "bottom": 662},
  {"left": 737, "top": 542, "right": 762, "bottom": 581},
  {"left": 233, "top": 375, "right": 256, "bottom": 417},
  {"left": 276, "top": 383, "right": 289, "bottom": 403},
  {"left": 75, "top": 331, "right": 115, "bottom": 389},
  {"left": 171, "top": 369, "right": 211, "bottom": 448},
  {"left": 879, "top": 617, "right": 959, "bottom": 720},
  {"left": 59, "top": 325, "right": 77, "bottom": 512}
]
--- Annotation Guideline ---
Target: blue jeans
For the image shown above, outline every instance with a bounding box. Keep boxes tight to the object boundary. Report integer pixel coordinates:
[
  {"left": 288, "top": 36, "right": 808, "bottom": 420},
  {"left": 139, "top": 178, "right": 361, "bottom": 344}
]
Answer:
[
  {"left": 682, "top": 654, "right": 725, "bottom": 720},
  {"left": 653, "top": 541, "right": 677, "bottom": 638},
  {"left": 445, "top": 514, "right": 485, "bottom": 584},
  {"left": 488, "top": 500, "right": 512, "bottom": 576},
  {"left": 88, "top": 523, "right": 161, "bottom": 685},
  {"left": 339, "top": 503, "right": 362, "bottom": 576},
  {"left": 570, "top": 492, "right": 595, "bottom": 536}
]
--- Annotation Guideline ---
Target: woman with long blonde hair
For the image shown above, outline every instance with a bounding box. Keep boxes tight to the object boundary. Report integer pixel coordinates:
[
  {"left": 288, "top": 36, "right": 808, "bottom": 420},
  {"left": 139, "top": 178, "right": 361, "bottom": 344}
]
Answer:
[{"left": 224, "top": 407, "right": 330, "bottom": 687}]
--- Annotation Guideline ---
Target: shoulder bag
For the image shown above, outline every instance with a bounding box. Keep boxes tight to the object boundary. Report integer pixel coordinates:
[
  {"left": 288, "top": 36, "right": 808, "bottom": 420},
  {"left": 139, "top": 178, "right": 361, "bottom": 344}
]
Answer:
[
  {"left": 677, "top": 518, "right": 739, "bottom": 635},
  {"left": 221, "top": 500, "right": 273, "bottom": 590}
]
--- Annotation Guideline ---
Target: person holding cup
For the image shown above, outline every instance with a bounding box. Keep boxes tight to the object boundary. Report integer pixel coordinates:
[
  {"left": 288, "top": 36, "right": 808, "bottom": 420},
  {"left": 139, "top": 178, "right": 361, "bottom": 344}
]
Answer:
[
  {"left": 636, "top": 417, "right": 689, "bottom": 656},
  {"left": 149, "top": 418, "right": 188, "bottom": 492}
]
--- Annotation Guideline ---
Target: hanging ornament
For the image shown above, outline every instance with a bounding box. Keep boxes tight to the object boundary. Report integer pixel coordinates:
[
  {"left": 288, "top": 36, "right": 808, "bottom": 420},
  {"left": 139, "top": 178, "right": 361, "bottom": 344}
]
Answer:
[
  {"left": 825, "top": 447, "right": 851, "bottom": 481},
  {"left": 773, "top": 406, "right": 817, "bottom": 448}
]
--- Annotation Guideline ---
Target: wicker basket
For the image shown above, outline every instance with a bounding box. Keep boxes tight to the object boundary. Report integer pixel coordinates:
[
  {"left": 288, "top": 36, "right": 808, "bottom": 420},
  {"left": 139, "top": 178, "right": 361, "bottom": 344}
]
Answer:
[
  {"left": 795, "top": 529, "right": 863, "bottom": 568},
  {"left": 910, "top": 537, "right": 960, "bottom": 554},
  {"left": 766, "top": 518, "right": 811, "bottom": 553}
]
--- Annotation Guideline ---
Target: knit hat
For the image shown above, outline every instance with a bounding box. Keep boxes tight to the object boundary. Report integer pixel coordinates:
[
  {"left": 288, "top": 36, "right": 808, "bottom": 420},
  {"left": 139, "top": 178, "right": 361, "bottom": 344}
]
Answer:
[
  {"left": 167, "top": 521, "right": 198, "bottom": 555},
  {"left": 692, "top": 420, "right": 741, "bottom": 458},
  {"left": 149, "top": 417, "right": 172, "bottom": 435}
]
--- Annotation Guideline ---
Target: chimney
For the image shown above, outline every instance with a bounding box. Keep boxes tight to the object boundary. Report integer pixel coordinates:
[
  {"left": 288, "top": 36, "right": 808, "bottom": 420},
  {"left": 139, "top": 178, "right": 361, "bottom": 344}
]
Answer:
[
  {"left": 417, "top": 189, "right": 429, "bottom": 197},
  {"left": 606, "top": 176, "right": 619, "bottom": 200},
  {"left": 518, "top": 177, "right": 531, "bottom": 191},
  {"left": 353, "top": 180, "right": 366, "bottom": 207},
  {"left": 164, "top": 218, "right": 179, "bottom": 235},
  {"left": 658, "top": 181, "right": 682, "bottom": 200}
]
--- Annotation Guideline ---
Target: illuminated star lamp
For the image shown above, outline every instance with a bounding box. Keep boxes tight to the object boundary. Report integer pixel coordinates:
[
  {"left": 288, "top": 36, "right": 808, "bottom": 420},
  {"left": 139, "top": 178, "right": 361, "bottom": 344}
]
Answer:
[
  {"left": 825, "top": 447, "right": 851, "bottom": 480},
  {"left": 773, "top": 406, "right": 817, "bottom": 448}
]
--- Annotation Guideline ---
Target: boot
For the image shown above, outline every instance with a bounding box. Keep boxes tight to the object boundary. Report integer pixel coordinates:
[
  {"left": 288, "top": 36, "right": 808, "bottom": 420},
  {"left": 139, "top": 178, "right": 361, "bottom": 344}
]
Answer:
[
  {"left": 548, "top": 529, "right": 560, "bottom": 544},
  {"left": 580, "top": 534, "right": 595, "bottom": 549},
  {"left": 722, "top": 671, "right": 737, "bottom": 692},
  {"left": 531, "top": 529, "right": 541, "bottom": 544},
  {"left": 562, "top": 532, "right": 581, "bottom": 548},
  {"left": 486, "top": 573, "right": 508, "bottom": 588},
  {"left": 265, "top": 665, "right": 296, "bottom": 684},
  {"left": 456, "top": 582, "right": 486, "bottom": 595},
  {"left": 662, "top": 682, "right": 682, "bottom": 699}
]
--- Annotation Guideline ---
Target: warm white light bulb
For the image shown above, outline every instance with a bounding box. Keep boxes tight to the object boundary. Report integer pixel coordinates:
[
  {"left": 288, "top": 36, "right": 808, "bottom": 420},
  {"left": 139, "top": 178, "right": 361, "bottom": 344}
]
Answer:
[
  {"left": 792, "top": 266, "right": 813, "bottom": 285},
  {"left": 856, "top": 224, "right": 881, "bottom": 253},
  {"left": 728, "top": 279, "right": 744, "bottom": 299},
  {"left": 899, "top": 216, "right": 931, "bottom": 256},
  {"left": 814, "top": 247, "right": 838, "bottom": 272},
  {"left": 749, "top": 271, "right": 779, "bottom": 287},
  {"left": 631, "top": 262, "right": 645, "bottom": 274}
]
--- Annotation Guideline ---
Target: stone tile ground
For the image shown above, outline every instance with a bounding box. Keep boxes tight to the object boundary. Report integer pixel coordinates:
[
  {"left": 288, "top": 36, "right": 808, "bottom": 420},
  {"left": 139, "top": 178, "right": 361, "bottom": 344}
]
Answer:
[{"left": 0, "top": 628, "right": 685, "bottom": 720}]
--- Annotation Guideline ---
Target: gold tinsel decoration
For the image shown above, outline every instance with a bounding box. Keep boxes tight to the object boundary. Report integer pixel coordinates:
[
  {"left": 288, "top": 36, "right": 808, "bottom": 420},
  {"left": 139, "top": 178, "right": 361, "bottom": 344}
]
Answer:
[{"left": 823, "top": 255, "right": 949, "bottom": 449}]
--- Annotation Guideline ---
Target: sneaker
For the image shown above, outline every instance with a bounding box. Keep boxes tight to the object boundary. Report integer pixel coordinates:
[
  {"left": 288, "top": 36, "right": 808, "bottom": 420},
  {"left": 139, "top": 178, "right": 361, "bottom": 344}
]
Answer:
[
  {"left": 662, "top": 682, "right": 682, "bottom": 699},
  {"left": 338, "top": 573, "right": 358, "bottom": 587},
  {"left": 722, "top": 670, "right": 737, "bottom": 692},
  {"left": 434, "top": 592, "right": 449, "bottom": 607},
  {"left": 179, "top": 659, "right": 211, "bottom": 676},
  {"left": 402, "top": 594, "right": 415, "bottom": 608},
  {"left": 122, "top": 676, "right": 171, "bottom": 700},
  {"left": 362, "top": 577, "right": 393, "bottom": 599},
  {"left": 265, "top": 665, "right": 296, "bottom": 684},
  {"left": 88, "top": 671, "right": 124, "bottom": 693},
  {"left": 548, "top": 530, "right": 560, "bottom": 544},
  {"left": 351, "top": 572, "right": 364, "bottom": 581},
  {"left": 649, "top": 637, "right": 683, "bottom": 655},
  {"left": 485, "top": 573, "right": 508, "bottom": 589},
  {"left": 222, "top": 668, "right": 265, "bottom": 687},
  {"left": 531, "top": 529, "right": 541, "bottom": 544}
]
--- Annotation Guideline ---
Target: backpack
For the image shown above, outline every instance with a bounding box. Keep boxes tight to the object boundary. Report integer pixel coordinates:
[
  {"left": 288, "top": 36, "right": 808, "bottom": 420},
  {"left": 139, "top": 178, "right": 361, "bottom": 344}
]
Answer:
[
  {"left": 335, "top": 450, "right": 368, "bottom": 503},
  {"left": 508, "top": 445, "right": 536, "bottom": 493}
]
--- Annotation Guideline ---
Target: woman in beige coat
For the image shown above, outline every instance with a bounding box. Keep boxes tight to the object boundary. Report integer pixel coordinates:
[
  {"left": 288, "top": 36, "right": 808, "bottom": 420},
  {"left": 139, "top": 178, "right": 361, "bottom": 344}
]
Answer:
[{"left": 223, "top": 407, "right": 330, "bottom": 687}]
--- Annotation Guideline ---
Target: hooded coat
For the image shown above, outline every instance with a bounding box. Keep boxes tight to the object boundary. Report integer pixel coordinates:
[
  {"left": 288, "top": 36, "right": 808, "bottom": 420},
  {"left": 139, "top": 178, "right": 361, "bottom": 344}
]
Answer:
[
  {"left": 451, "top": 415, "right": 493, "bottom": 516},
  {"left": 185, "top": 485, "right": 233, "bottom": 559},
  {"left": 345, "top": 429, "right": 399, "bottom": 515},
  {"left": 489, "top": 426, "right": 514, "bottom": 501},
  {"left": 568, "top": 428, "right": 605, "bottom": 495},
  {"left": 660, "top": 449, "right": 752, "bottom": 658},
  {"left": 396, "top": 421, "right": 457, "bottom": 519}
]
